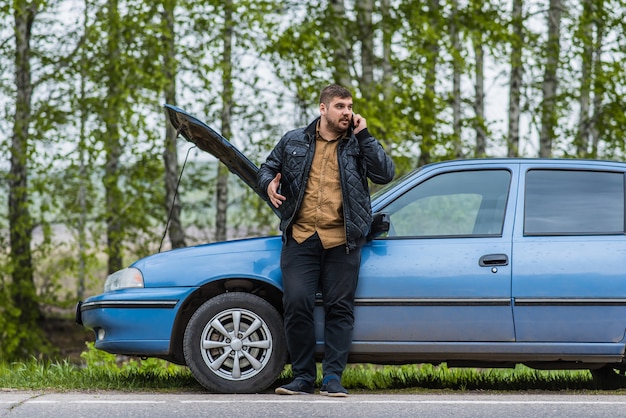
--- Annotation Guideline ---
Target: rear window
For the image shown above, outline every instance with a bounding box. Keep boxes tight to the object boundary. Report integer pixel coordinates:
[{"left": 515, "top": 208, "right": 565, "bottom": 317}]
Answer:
[{"left": 524, "top": 169, "right": 625, "bottom": 235}]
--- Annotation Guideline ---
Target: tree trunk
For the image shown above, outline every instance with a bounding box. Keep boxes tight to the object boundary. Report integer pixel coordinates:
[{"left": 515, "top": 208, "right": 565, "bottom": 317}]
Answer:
[
  {"left": 77, "top": 5, "right": 89, "bottom": 300},
  {"left": 375, "top": 0, "right": 395, "bottom": 152},
  {"left": 104, "top": 0, "right": 124, "bottom": 272},
  {"left": 450, "top": 0, "right": 463, "bottom": 158},
  {"left": 162, "top": 0, "right": 186, "bottom": 248},
  {"left": 357, "top": 0, "right": 374, "bottom": 94},
  {"left": 418, "top": 0, "right": 441, "bottom": 167},
  {"left": 473, "top": 30, "right": 486, "bottom": 157},
  {"left": 539, "top": 0, "right": 562, "bottom": 158},
  {"left": 590, "top": 4, "right": 605, "bottom": 156},
  {"left": 215, "top": 0, "right": 234, "bottom": 242},
  {"left": 381, "top": 0, "right": 393, "bottom": 102},
  {"left": 9, "top": 0, "right": 44, "bottom": 358},
  {"left": 577, "top": 0, "right": 604, "bottom": 158},
  {"left": 329, "top": 0, "right": 351, "bottom": 87},
  {"left": 576, "top": 0, "right": 592, "bottom": 157},
  {"left": 507, "top": 0, "right": 523, "bottom": 157}
]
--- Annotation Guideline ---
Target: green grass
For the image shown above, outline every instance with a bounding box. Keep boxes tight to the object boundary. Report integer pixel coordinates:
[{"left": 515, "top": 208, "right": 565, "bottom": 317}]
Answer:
[
  {"left": 272, "top": 363, "right": 600, "bottom": 392},
  {"left": 0, "top": 343, "right": 201, "bottom": 392},
  {"left": 0, "top": 362, "right": 200, "bottom": 392},
  {"left": 340, "top": 363, "right": 595, "bottom": 392},
  {"left": 0, "top": 343, "right": 618, "bottom": 393}
]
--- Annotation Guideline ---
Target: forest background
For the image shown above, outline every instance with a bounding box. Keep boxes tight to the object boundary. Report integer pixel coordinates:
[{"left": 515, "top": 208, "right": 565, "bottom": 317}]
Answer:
[{"left": 1, "top": 0, "right": 625, "bottom": 361}]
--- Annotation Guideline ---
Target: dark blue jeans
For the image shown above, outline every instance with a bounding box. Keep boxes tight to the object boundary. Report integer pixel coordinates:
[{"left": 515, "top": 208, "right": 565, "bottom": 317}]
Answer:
[{"left": 280, "top": 233, "right": 362, "bottom": 384}]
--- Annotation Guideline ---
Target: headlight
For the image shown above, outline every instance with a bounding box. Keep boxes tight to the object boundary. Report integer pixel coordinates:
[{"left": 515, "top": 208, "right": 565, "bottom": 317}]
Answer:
[{"left": 104, "top": 267, "right": 144, "bottom": 292}]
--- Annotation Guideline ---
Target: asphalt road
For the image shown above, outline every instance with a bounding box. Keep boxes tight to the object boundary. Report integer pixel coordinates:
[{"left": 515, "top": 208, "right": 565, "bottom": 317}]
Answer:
[{"left": 2, "top": 391, "right": 626, "bottom": 418}]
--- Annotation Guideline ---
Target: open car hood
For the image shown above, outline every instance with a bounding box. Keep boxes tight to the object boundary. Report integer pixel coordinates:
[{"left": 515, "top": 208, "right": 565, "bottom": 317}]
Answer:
[{"left": 164, "top": 104, "right": 279, "bottom": 217}]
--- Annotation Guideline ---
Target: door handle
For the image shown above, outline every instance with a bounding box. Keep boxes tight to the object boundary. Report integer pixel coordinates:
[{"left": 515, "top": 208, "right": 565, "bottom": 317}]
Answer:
[{"left": 479, "top": 254, "right": 509, "bottom": 267}]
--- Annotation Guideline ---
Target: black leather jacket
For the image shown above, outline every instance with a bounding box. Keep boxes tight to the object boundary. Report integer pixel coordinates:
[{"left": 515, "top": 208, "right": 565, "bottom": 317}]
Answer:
[{"left": 257, "top": 117, "right": 395, "bottom": 251}]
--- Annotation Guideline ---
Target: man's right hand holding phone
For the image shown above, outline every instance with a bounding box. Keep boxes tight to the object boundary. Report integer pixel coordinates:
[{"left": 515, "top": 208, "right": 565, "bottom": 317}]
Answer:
[{"left": 352, "top": 113, "right": 366, "bottom": 135}]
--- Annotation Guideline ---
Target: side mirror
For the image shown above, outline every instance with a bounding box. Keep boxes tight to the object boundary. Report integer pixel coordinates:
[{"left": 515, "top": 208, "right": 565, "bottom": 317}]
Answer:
[{"left": 367, "top": 212, "right": 390, "bottom": 241}]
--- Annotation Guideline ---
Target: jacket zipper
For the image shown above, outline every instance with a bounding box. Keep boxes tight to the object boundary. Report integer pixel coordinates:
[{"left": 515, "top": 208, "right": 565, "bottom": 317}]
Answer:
[{"left": 338, "top": 139, "right": 351, "bottom": 254}]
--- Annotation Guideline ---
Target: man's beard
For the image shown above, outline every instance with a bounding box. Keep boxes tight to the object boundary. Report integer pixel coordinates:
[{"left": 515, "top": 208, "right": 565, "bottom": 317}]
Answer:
[{"left": 326, "top": 116, "right": 350, "bottom": 135}]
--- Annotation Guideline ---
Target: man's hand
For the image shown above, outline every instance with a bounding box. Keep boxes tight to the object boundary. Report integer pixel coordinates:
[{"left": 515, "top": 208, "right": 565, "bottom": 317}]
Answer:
[
  {"left": 352, "top": 113, "right": 367, "bottom": 135},
  {"left": 267, "top": 173, "right": 286, "bottom": 208}
]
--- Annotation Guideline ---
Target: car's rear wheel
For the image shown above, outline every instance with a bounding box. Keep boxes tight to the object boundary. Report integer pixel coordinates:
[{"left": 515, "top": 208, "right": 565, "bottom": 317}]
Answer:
[
  {"left": 183, "top": 292, "right": 287, "bottom": 393},
  {"left": 590, "top": 365, "right": 626, "bottom": 389}
]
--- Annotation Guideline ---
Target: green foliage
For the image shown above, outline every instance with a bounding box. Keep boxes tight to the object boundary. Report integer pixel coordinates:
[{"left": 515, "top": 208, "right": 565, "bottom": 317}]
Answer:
[
  {"left": 2, "top": 0, "right": 626, "bottom": 362},
  {"left": 0, "top": 300, "right": 53, "bottom": 362},
  {"left": 0, "top": 297, "right": 22, "bottom": 362}
]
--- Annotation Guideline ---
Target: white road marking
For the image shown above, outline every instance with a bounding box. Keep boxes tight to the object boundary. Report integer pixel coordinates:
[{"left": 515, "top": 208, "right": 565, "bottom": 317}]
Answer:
[
  {"left": 3, "top": 397, "right": 626, "bottom": 406},
  {"left": 71, "top": 399, "right": 626, "bottom": 405}
]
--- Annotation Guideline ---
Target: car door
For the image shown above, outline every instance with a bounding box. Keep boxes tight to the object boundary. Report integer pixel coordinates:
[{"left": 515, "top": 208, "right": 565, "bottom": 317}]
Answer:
[
  {"left": 350, "top": 164, "right": 517, "bottom": 345},
  {"left": 512, "top": 163, "right": 626, "bottom": 343}
]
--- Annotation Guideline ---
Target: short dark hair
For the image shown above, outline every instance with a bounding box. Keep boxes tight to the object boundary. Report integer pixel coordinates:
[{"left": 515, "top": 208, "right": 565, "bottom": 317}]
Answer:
[{"left": 319, "top": 84, "right": 352, "bottom": 106}]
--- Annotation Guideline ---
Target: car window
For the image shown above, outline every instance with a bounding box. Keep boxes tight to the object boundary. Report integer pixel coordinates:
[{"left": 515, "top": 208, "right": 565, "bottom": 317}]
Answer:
[
  {"left": 381, "top": 170, "right": 511, "bottom": 238},
  {"left": 524, "top": 169, "right": 625, "bottom": 235}
]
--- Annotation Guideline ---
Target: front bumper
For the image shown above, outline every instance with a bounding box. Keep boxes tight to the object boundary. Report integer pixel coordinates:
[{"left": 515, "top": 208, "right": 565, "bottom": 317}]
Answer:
[{"left": 76, "top": 287, "right": 197, "bottom": 356}]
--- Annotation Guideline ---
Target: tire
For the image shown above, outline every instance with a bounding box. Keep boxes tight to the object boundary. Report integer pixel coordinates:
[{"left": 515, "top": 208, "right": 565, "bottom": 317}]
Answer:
[
  {"left": 183, "top": 292, "right": 287, "bottom": 393},
  {"left": 590, "top": 365, "right": 626, "bottom": 389}
]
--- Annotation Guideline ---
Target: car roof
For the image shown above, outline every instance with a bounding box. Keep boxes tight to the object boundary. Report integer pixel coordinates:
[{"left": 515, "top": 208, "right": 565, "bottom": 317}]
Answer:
[{"left": 420, "top": 157, "right": 626, "bottom": 169}]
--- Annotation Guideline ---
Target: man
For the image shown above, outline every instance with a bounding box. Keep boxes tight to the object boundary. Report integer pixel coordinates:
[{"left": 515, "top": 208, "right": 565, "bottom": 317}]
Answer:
[{"left": 258, "top": 84, "right": 395, "bottom": 397}]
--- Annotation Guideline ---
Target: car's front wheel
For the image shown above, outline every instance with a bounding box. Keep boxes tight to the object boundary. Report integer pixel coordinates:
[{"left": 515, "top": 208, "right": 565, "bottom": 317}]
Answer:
[{"left": 183, "top": 292, "right": 287, "bottom": 393}]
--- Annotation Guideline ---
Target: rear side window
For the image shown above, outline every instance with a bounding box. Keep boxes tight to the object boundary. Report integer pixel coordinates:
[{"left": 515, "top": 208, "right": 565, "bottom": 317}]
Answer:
[{"left": 524, "top": 170, "right": 625, "bottom": 235}]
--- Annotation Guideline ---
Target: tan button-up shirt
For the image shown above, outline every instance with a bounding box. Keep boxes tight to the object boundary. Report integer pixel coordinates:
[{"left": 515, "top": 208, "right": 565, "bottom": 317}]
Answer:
[{"left": 292, "top": 125, "right": 346, "bottom": 249}]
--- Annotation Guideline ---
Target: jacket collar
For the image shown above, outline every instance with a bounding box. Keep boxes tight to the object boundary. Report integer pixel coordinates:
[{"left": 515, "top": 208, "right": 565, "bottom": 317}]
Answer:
[{"left": 304, "top": 117, "right": 320, "bottom": 138}]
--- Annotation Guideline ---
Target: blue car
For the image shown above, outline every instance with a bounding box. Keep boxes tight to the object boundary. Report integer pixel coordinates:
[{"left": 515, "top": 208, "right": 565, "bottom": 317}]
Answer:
[{"left": 77, "top": 105, "right": 626, "bottom": 392}]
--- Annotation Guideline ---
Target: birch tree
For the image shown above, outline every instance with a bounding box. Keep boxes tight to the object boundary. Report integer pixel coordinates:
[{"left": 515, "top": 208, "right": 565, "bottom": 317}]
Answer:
[
  {"left": 6, "top": 0, "right": 44, "bottom": 359},
  {"left": 215, "top": 0, "right": 234, "bottom": 242},
  {"left": 161, "top": 0, "right": 186, "bottom": 248},
  {"left": 103, "top": 0, "right": 124, "bottom": 273},
  {"left": 329, "top": 0, "right": 352, "bottom": 88},
  {"left": 469, "top": 0, "right": 486, "bottom": 157},
  {"left": 449, "top": 0, "right": 463, "bottom": 158},
  {"left": 356, "top": 0, "right": 375, "bottom": 92},
  {"left": 539, "top": 0, "right": 562, "bottom": 157},
  {"left": 417, "top": 0, "right": 442, "bottom": 167},
  {"left": 90, "top": 1, "right": 168, "bottom": 267},
  {"left": 585, "top": 0, "right": 626, "bottom": 158},
  {"left": 507, "top": 0, "right": 524, "bottom": 157}
]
